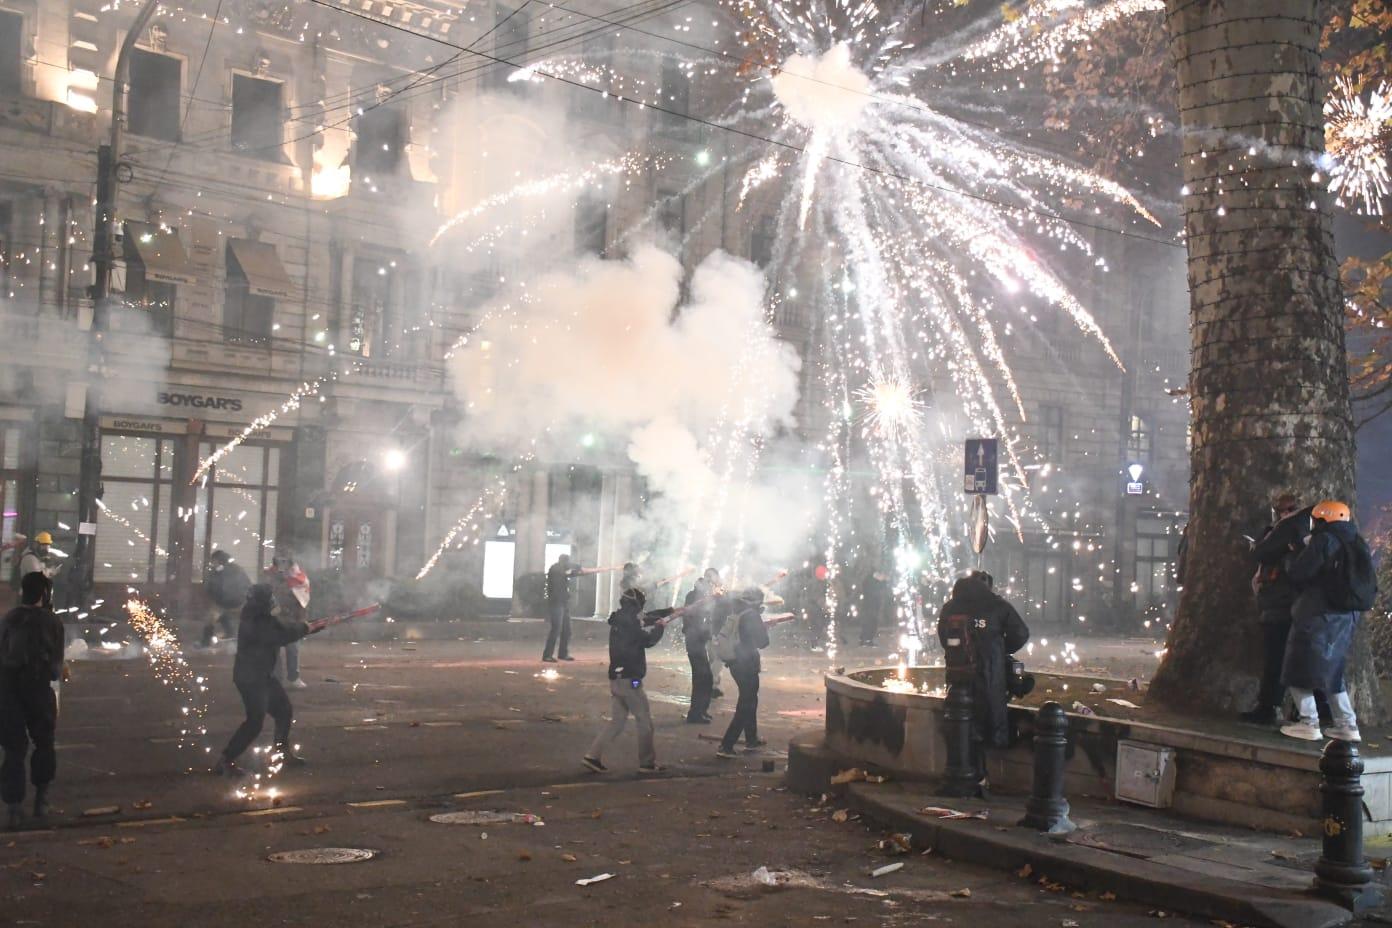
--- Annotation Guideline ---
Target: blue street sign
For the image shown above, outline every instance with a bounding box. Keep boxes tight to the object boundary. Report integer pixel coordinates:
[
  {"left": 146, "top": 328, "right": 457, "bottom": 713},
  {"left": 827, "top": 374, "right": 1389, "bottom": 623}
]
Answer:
[{"left": 964, "top": 438, "right": 998, "bottom": 495}]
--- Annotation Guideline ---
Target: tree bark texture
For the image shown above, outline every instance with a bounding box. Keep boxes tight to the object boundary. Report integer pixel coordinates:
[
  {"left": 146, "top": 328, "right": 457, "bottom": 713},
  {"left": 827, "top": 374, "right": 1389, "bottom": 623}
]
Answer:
[{"left": 1149, "top": 0, "right": 1380, "bottom": 722}]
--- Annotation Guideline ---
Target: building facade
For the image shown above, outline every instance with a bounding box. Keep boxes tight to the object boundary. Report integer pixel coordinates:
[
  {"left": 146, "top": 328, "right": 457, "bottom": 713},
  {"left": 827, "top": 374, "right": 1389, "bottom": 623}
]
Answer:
[{"left": 0, "top": 0, "right": 1190, "bottom": 629}]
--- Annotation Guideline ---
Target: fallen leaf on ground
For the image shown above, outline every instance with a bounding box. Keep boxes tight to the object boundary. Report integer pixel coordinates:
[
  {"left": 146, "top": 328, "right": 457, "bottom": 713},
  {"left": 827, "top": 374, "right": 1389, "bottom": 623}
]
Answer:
[
  {"left": 1016, "top": 864, "right": 1033, "bottom": 879},
  {"left": 831, "top": 809, "right": 850, "bottom": 823}
]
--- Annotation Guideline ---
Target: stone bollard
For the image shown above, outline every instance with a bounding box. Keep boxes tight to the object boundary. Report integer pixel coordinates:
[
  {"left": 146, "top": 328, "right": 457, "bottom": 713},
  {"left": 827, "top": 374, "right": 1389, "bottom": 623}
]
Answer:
[
  {"left": 941, "top": 680, "right": 979, "bottom": 797},
  {"left": 1019, "top": 701, "right": 1075, "bottom": 834},
  {"left": 1313, "top": 739, "right": 1383, "bottom": 912}
]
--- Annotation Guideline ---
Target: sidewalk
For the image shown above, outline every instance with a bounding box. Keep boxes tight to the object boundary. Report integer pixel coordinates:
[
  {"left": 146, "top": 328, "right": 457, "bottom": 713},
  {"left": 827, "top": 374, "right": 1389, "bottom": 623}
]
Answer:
[{"left": 840, "top": 779, "right": 1382, "bottom": 928}]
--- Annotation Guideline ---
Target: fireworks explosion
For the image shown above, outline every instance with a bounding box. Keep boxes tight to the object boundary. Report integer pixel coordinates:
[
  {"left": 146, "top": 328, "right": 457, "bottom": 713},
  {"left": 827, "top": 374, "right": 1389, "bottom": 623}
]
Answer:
[{"left": 1325, "top": 77, "right": 1392, "bottom": 216}]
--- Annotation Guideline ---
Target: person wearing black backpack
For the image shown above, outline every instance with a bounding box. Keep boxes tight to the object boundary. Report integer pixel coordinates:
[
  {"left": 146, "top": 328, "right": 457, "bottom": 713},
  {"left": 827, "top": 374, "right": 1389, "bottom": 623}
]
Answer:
[
  {"left": 0, "top": 572, "right": 66, "bottom": 829},
  {"left": 1279, "top": 500, "right": 1377, "bottom": 743},
  {"left": 937, "top": 571, "right": 1031, "bottom": 793}
]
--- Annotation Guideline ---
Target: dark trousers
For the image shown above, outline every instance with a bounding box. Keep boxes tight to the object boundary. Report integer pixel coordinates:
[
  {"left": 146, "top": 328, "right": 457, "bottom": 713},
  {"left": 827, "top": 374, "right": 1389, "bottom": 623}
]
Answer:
[
  {"left": 720, "top": 661, "right": 760, "bottom": 750},
  {"left": 0, "top": 681, "right": 57, "bottom": 805},
  {"left": 1258, "top": 622, "right": 1290, "bottom": 709},
  {"left": 1260, "top": 620, "right": 1332, "bottom": 722},
  {"left": 222, "top": 676, "right": 293, "bottom": 762},
  {"left": 687, "top": 648, "right": 713, "bottom": 721},
  {"left": 543, "top": 601, "right": 571, "bottom": 659},
  {"left": 203, "top": 608, "right": 236, "bottom": 646}
]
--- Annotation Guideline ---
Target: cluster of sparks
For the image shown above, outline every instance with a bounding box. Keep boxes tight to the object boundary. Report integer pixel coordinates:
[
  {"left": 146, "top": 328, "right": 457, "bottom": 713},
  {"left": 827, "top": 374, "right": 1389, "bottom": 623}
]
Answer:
[
  {"left": 123, "top": 595, "right": 209, "bottom": 758},
  {"left": 191, "top": 377, "right": 328, "bottom": 486},
  {"left": 415, "top": 477, "right": 511, "bottom": 580},
  {"left": 1325, "top": 78, "right": 1392, "bottom": 216},
  {"left": 430, "top": 154, "right": 645, "bottom": 248}
]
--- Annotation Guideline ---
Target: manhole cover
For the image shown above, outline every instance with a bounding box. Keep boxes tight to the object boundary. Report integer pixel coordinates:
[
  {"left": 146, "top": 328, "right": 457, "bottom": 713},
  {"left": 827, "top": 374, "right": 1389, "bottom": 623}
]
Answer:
[
  {"left": 1070, "top": 824, "right": 1211, "bottom": 857},
  {"left": 267, "top": 847, "right": 378, "bottom": 864},
  {"left": 429, "top": 811, "right": 541, "bottom": 826}
]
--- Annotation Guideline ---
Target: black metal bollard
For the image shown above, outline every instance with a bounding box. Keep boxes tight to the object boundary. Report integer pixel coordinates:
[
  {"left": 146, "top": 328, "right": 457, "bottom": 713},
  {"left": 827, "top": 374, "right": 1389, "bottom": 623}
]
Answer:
[
  {"left": 941, "top": 680, "right": 979, "bottom": 797},
  {"left": 1019, "top": 701, "right": 1075, "bottom": 834},
  {"left": 1313, "top": 739, "right": 1383, "bottom": 912}
]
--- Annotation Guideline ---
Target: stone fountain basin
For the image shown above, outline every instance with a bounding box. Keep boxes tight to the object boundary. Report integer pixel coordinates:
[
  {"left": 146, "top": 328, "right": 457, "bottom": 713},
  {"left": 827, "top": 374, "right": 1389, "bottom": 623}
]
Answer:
[{"left": 822, "top": 667, "right": 1392, "bottom": 839}]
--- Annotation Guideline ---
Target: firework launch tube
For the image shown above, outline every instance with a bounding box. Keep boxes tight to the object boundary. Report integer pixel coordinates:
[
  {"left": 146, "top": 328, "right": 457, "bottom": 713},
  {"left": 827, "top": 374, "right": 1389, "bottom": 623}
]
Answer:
[{"left": 308, "top": 603, "right": 381, "bottom": 635}]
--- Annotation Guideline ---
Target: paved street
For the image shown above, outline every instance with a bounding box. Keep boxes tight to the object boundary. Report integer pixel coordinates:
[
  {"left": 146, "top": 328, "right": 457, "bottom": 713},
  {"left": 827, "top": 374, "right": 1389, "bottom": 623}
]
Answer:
[{"left": 0, "top": 624, "right": 1211, "bottom": 927}]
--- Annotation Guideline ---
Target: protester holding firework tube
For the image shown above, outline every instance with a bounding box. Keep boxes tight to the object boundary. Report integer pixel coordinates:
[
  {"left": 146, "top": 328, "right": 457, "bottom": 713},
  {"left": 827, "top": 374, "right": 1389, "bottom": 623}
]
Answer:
[
  {"left": 682, "top": 577, "right": 715, "bottom": 724},
  {"left": 715, "top": 587, "right": 771, "bottom": 759},
  {"left": 543, "top": 554, "right": 621, "bottom": 663},
  {"left": 582, "top": 588, "right": 671, "bottom": 774},
  {"left": 215, "top": 583, "right": 311, "bottom": 777}
]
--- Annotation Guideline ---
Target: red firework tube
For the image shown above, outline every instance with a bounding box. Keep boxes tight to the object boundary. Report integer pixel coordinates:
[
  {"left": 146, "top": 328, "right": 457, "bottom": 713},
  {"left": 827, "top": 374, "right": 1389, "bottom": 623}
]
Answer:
[{"left": 308, "top": 603, "right": 381, "bottom": 634}]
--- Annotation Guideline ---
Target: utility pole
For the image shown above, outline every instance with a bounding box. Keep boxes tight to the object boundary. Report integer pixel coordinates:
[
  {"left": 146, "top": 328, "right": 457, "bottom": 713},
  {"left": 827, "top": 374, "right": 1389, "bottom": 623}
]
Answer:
[{"left": 73, "top": 0, "right": 163, "bottom": 605}]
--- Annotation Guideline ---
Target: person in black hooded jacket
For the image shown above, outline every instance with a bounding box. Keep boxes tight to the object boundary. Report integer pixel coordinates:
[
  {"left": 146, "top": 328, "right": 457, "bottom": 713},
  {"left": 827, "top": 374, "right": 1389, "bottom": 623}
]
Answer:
[
  {"left": 0, "top": 572, "right": 65, "bottom": 829},
  {"left": 1242, "top": 495, "right": 1311, "bottom": 725},
  {"left": 936, "top": 572, "right": 1029, "bottom": 779},
  {"left": 582, "top": 589, "right": 669, "bottom": 773},
  {"left": 214, "top": 583, "right": 310, "bottom": 777}
]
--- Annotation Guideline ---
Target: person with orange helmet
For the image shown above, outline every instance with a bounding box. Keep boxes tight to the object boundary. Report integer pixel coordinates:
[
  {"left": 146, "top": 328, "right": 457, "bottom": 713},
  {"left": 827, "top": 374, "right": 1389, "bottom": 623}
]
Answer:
[{"left": 1279, "top": 499, "right": 1376, "bottom": 742}]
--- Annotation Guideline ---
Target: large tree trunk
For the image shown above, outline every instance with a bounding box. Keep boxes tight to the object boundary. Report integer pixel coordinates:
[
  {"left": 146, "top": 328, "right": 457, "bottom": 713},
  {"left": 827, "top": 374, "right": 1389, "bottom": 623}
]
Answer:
[{"left": 1149, "top": 0, "right": 1381, "bottom": 723}]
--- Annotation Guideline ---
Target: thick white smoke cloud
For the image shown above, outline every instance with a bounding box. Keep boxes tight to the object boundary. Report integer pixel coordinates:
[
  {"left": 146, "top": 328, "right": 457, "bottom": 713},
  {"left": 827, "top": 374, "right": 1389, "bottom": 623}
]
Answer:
[
  {"left": 448, "top": 244, "right": 812, "bottom": 568},
  {"left": 453, "top": 245, "right": 798, "bottom": 440}
]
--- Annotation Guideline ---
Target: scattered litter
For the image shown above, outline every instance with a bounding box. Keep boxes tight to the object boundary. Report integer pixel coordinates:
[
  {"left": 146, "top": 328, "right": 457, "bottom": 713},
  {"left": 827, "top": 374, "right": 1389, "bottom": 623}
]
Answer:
[
  {"left": 561, "top": 853, "right": 578, "bottom": 863},
  {"left": 1090, "top": 683, "right": 1106, "bottom": 694},
  {"left": 870, "top": 862, "right": 904, "bottom": 878},
  {"left": 131, "top": 800, "right": 153, "bottom": 811},
  {"left": 1063, "top": 921, "right": 1079, "bottom": 927},
  {"left": 1016, "top": 864, "right": 1033, "bottom": 878},
  {"left": 576, "top": 872, "right": 615, "bottom": 887},
  {"left": 832, "top": 809, "right": 851, "bottom": 823},
  {"left": 82, "top": 806, "right": 120, "bottom": 817},
  {"left": 950, "top": 887, "right": 972, "bottom": 898},
  {"left": 429, "top": 811, "right": 542, "bottom": 826},
  {"left": 919, "top": 806, "right": 988, "bottom": 821},
  {"left": 518, "top": 852, "right": 532, "bottom": 862},
  {"left": 831, "top": 768, "right": 867, "bottom": 785},
  {"left": 753, "top": 866, "right": 781, "bottom": 886},
  {"left": 1106, "top": 699, "right": 1140, "bottom": 709},
  {"left": 1070, "top": 702, "right": 1096, "bottom": 716},
  {"left": 1099, "top": 891, "right": 1117, "bottom": 901},
  {"left": 1270, "top": 850, "right": 1297, "bottom": 862},
  {"left": 878, "top": 833, "right": 913, "bottom": 856}
]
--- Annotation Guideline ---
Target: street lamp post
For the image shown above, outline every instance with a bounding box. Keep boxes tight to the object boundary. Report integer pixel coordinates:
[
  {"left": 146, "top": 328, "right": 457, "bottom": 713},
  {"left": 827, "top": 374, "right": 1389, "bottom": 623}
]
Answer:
[{"left": 73, "top": 0, "right": 164, "bottom": 605}]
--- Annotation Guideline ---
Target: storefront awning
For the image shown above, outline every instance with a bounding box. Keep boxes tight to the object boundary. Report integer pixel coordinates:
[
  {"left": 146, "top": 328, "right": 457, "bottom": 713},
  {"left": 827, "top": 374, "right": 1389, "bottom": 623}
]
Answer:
[
  {"left": 123, "top": 221, "right": 197, "bottom": 285},
  {"left": 228, "top": 239, "right": 296, "bottom": 299}
]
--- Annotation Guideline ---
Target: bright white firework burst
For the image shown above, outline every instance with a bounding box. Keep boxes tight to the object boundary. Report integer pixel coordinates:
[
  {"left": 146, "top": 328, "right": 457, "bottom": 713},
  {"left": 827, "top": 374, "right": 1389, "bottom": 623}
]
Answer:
[
  {"left": 1325, "top": 77, "right": 1392, "bottom": 216},
  {"left": 706, "top": 0, "right": 1162, "bottom": 601}
]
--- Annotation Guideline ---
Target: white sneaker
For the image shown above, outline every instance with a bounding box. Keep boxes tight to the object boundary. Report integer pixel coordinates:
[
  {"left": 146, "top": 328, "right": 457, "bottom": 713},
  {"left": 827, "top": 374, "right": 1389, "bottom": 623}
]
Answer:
[
  {"left": 1323, "top": 726, "right": 1362, "bottom": 742},
  {"left": 288, "top": 678, "right": 307, "bottom": 690},
  {"left": 1280, "top": 722, "right": 1322, "bottom": 741}
]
